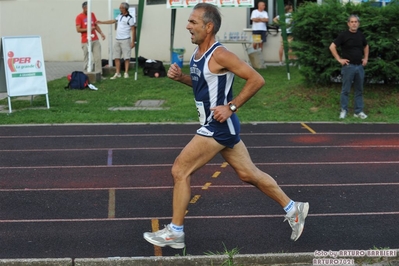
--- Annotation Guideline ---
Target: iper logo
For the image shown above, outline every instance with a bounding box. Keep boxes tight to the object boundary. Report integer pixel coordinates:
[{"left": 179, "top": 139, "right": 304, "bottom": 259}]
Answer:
[
  {"left": 7, "top": 51, "right": 35, "bottom": 72},
  {"left": 6, "top": 50, "right": 43, "bottom": 78}
]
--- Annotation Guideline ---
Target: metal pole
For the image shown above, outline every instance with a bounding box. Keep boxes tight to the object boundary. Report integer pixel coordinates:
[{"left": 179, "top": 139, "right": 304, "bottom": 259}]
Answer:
[
  {"left": 277, "top": 0, "right": 290, "bottom": 80},
  {"left": 87, "top": 0, "right": 92, "bottom": 72},
  {"left": 108, "top": 0, "right": 113, "bottom": 67},
  {"left": 170, "top": 9, "right": 176, "bottom": 64},
  {"left": 135, "top": 0, "right": 145, "bottom": 80}
]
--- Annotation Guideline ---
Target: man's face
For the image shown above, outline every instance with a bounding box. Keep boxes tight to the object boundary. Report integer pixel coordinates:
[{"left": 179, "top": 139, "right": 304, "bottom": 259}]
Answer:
[
  {"left": 258, "top": 2, "right": 265, "bottom": 11},
  {"left": 119, "top": 4, "right": 127, "bottom": 13},
  {"left": 186, "top": 9, "right": 208, "bottom": 45},
  {"left": 82, "top": 5, "right": 87, "bottom": 15},
  {"left": 347, "top": 18, "right": 359, "bottom": 32}
]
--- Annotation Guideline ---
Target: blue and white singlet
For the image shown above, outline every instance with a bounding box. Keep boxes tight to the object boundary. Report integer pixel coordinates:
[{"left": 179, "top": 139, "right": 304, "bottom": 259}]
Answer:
[{"left": 190, "top": 42, "right": 240, "bottom": 148}]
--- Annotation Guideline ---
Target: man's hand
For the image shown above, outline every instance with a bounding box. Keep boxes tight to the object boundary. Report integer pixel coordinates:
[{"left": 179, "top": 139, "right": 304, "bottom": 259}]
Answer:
[
  {"left": 167, "top": 63, "right": 183, "bottom": 81},
  {"left": 362, "top": 58, "right": 368, "bottom": 66},
  {"left": 211, "top": 105, "right": 233, "bottom": 123},
  {"left": 338, "top": 58, "right": 350, "bottom": 66}
]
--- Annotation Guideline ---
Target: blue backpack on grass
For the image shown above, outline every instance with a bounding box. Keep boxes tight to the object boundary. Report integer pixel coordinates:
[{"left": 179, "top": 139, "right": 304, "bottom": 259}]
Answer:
[{"left": 65, "top": 71, "right": 89, "bottom": 90}]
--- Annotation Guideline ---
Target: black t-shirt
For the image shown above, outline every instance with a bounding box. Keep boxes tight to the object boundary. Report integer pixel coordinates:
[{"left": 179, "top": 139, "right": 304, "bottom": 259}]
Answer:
[{"left": 333, "top": 30, "right": 367, "bottom": 65}]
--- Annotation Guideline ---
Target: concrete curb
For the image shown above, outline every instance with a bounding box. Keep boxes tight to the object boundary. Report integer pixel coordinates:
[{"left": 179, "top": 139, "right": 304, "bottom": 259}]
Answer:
[
  {"left": 0, "top": 258, "right": 72, "bottom": 266},
  {"left": 1, "top": 252, "right": 399, "bottom": 265},
  {"left": 74, "top": 253, "right": 315, "bottom": 266},
  {"left": 0, "top": 253, "right": 314, "bottom": 266}
]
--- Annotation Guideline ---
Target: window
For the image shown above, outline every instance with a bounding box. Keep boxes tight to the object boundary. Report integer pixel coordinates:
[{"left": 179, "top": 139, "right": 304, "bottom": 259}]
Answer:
[
  {"left": 147, "top": 0, "right": 167, "bottom": 5},
  {"left": 247, "top": 0, "right": 316, "bottom": 28}
]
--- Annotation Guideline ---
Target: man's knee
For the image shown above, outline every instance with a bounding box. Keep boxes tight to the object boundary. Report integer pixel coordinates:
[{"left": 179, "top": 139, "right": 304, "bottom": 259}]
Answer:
[
  {"left": 236, "top": 167, "right": 260, "bottom": 183},
  {"left": 171, "top": 160, "right": 189, "bottom": 183},
  {"left": 238, "top": 172, "right": 253, "bottom": 183},
  {"left": 237, "top": 168, "right": 277, "bottom": 186}
]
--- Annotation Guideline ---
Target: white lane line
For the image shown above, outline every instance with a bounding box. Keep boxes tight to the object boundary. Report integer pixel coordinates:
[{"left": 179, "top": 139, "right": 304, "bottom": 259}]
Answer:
[
  {"left": 0, "top": 134, "right": 194, "bottom": 139},
  {"left": 0, "top": 144, "right": 398, "bottom": 152},
  {"left": 0, "top": 144, "right": 399, "bottom": 152},
  {"left": 0, "top": 132, "right": 398, "bottom": 139},
  {"left": 0, "top": 147, "right": 184, "bottom": 152},
  {"left": 0, "top": 160, "right": 398, "bottom": 170},
  {"left": 0, "top": 182, "right": 398, "bottom": 192},
  {"left": 0, "top": 211, "right": 398, "bottom": 223}
]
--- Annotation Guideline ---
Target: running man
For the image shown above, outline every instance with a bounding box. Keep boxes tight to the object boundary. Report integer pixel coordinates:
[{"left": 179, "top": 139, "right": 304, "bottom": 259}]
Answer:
[{"left": 143, "top": 3, "right": 309, "bottom": 249}]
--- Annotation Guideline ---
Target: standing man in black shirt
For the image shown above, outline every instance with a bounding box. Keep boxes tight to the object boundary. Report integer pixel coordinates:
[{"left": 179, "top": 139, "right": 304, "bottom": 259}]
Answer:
[{"left": 329, "top": 15, "right": 369, "bottom": 119}]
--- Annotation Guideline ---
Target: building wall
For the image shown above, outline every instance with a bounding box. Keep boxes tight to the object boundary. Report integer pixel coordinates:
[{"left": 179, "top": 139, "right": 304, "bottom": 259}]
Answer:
[{"left": 0, "top": 0, "right": 281, "bottom": 64}]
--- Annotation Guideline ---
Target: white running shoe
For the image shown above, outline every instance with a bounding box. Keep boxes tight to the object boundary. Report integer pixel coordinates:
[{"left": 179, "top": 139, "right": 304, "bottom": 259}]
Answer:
[
  {"left": 124, "top": 72, "right": 129, "bottom": 78},
  {"left": 143, "top": 224, "right": 185, "bottom": 249},
  {"left": 339, "top": 109, "right": 347, "bottom": 119},
  {"left": 110, "top": 73, "right": 121, "bottom": 79},
  {"left": 354, "top": 112, "right": 367, "bottom": 119},
  {"left": 284, "top": 202, "right": 309, "bottom": 241}
]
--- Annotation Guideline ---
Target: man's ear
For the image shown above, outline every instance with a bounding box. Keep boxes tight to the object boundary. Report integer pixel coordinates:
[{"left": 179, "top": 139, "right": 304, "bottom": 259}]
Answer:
[{"left": 206, "top": 22, "right": 214, "bottom": 34}]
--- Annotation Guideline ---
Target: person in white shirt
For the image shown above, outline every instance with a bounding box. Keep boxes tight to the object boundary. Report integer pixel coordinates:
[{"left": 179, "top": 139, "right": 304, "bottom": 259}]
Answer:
[
  {"left": 97, "top": 2, "right": 136, "bottom": 79},
  {"left": 273, "top": 4, "right": 294, "bottom": 65},
  {"left": 251, "top": 1, "right": 269, "bottom": 51}
]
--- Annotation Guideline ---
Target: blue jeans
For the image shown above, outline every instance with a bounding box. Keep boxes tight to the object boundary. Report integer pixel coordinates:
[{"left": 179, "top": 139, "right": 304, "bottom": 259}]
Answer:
[{"left": 340, "top": 64, "right": 364, "bottom": 114}]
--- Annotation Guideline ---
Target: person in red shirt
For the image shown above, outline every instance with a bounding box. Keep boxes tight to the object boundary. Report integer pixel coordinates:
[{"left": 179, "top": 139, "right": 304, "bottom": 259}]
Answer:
[{"left": 76, "top": 1, "right": 105, "bottom": 76}]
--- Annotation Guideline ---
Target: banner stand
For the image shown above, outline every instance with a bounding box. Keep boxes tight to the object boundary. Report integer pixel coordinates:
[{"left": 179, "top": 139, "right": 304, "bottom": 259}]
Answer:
[
  {"left": 1, "top": 35, "right": 50, "bottom": 113},
  {"left": 5, "top": 94, "right": 50, "bottom": 114}
]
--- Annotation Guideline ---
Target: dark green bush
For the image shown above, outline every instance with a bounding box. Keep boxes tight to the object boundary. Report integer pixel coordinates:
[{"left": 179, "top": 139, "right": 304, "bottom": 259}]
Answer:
[{"left": 291, "top": 0, "right": 399, "bottom": 85}]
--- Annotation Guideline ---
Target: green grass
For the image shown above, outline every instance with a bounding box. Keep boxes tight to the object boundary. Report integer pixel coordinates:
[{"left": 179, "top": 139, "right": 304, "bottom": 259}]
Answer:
[
  {"left": 354, "top": 246, "right": 393, "bottom": 265},
  {"left": 1, "top": 66, "right": 398, "bottom": 124},
  {"left": 205, "top": 243, "right": 242, "bottom": 266}
]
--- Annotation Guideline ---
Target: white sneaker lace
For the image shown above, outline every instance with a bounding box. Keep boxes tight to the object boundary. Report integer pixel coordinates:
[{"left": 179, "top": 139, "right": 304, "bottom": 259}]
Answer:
[
  {"left": 283, "top": 215, "right": 297, "bottom": 228},
  {"left": 152, "top": 226, "right": 170, "bottom": 237}
]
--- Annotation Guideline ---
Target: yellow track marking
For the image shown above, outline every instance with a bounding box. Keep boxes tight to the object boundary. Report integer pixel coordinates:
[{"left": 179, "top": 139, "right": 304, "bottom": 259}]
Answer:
[
  {"left": 212, "top": 171, "right": 221, "bottom": 178},
  {"left": 151, "top": 219, "right": 162, "bottom": 256},
  {"left": 108, "top": 189, "right": 115, "bottom": 219},
  {"left": 190, "top": 195, "right": 201, "bottom": 203},
  {"left": 202, "top": 182, "right": 212, "bottom": 190},
  {"left": 301, "top": 122, "right": 317, "bottom": 134},
  {"left": 221, "top": 162, "right": 229, "bottom": 168}
]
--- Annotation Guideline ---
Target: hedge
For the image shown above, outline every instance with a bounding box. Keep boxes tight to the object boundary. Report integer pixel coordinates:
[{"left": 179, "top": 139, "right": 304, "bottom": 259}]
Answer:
[{"left": 290, "top": 0, "right": 399, "bottom": 85}]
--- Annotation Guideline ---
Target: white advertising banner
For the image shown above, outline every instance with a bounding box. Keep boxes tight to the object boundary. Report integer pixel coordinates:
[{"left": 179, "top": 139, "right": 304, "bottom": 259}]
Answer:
[
  {"left": 167, "top": 0, "right": 253, "bottom": 8},
  {"left": 0, "top": 35, "right": 49, "bottom": 112},
  {"left": 1, "top": 36, "right": 48, "bottom": 97}
]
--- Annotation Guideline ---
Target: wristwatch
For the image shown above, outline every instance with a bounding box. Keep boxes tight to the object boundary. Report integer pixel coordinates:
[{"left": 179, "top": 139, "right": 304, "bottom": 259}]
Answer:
[{"left": 228, "top": 102, "right": 238, "bottom": 112}]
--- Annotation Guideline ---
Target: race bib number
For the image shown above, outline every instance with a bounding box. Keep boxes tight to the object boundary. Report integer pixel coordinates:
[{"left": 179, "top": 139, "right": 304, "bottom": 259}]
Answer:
[{"left": 195, "top": 100, "right": 206, "bottom": 125}]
